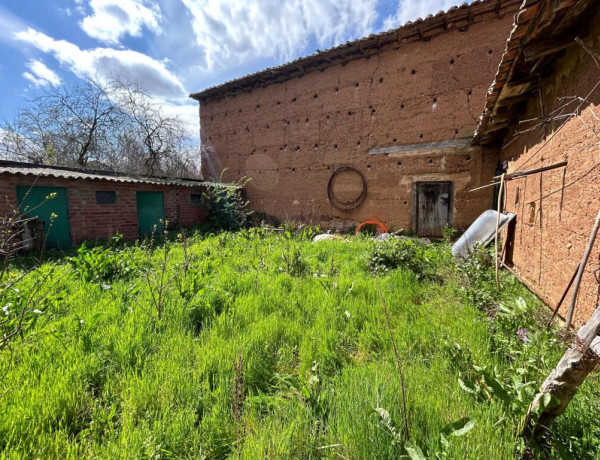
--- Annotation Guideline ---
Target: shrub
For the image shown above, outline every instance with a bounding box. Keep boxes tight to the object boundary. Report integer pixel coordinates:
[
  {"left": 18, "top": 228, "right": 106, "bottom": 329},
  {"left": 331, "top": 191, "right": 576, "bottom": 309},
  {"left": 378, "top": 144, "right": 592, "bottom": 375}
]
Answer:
[
  {"left": 367, "top": 238, "right": 429, "bottom": 278},
  {"left": 203, "top": 175, "right": 251, "bottom": 231},
  {"left": 69, "top": 236, "right": 132, "bottom": 283}
]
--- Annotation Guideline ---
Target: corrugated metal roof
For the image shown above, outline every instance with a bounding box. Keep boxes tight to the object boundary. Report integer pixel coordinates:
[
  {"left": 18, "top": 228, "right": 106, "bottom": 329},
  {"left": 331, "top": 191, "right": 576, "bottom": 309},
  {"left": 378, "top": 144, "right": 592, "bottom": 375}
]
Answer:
[
  {"left": 190, "top": 0, "right": 522, "bottom": 102},
  {"left": 0, "top": 160, "right": 230, "bottom": 188}
]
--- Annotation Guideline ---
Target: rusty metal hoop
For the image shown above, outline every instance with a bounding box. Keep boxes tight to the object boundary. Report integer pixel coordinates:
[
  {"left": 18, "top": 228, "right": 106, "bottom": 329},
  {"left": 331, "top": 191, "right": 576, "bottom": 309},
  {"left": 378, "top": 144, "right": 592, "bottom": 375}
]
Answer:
[{"left": 327, "top": 166, "right": 367, "bottom": 211}]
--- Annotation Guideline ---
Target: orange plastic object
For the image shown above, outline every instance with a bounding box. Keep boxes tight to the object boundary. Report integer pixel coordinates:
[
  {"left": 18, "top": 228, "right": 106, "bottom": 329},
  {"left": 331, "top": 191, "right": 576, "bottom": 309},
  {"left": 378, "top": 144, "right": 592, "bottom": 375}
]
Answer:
[{"left": 355, "top": 220, "right": 388, "bottom": 235}]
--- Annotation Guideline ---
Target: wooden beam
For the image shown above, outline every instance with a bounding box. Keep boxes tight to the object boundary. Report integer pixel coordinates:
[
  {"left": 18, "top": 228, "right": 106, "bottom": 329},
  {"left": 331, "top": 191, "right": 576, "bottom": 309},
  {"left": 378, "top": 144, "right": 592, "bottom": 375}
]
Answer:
[
  {"left": 496, "top": 93, "right": 534, "bottom": 107},
  {"left": 368, "top": 139, "right": 472, "bottom": 156},
  {"left": 524, "top": 35, "right": 576, "bottom": 62}
]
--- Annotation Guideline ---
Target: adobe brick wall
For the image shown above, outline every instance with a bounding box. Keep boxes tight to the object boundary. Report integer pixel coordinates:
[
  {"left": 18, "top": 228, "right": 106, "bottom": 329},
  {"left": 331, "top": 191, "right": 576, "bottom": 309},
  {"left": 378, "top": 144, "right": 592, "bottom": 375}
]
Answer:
[
  {"left": 0, "top": 174, "right": 208, "bottom": 244},
  {"left": 198, "top": 11, "right": 517, "bottom": 232},
  {"left": 501, "top": 12, "right": 600, "bottom": 326}
]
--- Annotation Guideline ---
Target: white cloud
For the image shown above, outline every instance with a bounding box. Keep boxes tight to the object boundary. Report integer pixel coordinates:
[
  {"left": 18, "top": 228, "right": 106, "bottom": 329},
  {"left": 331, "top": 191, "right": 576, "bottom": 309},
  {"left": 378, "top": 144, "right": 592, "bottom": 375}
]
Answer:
[
  {"left": 180, "top": 0, "right": 378, "bottom": 71},
  {"left": 382, "top": 0, "right": 468, "bottom": 31},
  {"left": 14, "top": 28, "right": 185, "bottom": 98},
  {"left": 80, "top": 0, "right": 162, "bottom": 44},
  {"left": 22, "top": 60, "right": 61, "bottom": 87}
]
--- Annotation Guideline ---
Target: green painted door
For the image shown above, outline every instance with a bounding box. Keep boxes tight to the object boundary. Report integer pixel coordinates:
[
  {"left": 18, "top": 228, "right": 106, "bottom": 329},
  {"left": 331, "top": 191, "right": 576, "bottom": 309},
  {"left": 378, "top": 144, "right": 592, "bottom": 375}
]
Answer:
[
  {"left": 136, "top": 191, "right": 165, "bottom": 238},
  {"left": 17, "top": 186, "right": 72, "bottom": 249}
]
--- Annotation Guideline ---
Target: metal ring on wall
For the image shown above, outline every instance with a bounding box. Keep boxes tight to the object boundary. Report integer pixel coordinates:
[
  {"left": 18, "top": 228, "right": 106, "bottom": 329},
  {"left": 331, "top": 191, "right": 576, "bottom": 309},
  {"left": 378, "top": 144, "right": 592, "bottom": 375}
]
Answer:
[{"left": 327, "top": 166, "right": 367, "bottom": 211}]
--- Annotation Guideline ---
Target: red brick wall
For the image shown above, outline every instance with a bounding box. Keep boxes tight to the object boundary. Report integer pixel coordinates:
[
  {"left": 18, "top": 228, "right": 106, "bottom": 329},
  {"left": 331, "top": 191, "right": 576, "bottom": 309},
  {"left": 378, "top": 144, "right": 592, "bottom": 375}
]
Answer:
[
  {"left": 198, "top": 8, "right": 518, "bottom": 231},
  {"left": 0, "top": 174, "right": 208, "bottom": 244},
  {"left": 501, "top": 12, "right": 600, "bottom": 326}
]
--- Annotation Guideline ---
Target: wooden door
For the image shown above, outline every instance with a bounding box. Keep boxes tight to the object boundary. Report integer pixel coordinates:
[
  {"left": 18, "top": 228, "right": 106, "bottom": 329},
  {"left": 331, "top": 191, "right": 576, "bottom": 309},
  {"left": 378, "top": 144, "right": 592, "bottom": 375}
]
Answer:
[
  {"left": 136, "top": 191, "right": 165, "bottom": 238},
  {"left": 415, "top": 182, "right": 452, "bottom": 237}
]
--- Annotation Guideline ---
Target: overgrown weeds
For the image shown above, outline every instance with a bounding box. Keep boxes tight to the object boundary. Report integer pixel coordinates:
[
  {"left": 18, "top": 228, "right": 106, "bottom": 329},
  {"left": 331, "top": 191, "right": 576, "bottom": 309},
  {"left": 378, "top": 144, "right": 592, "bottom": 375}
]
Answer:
[{"left": 0, "top": 229, "right": 597, "bottom": 459}]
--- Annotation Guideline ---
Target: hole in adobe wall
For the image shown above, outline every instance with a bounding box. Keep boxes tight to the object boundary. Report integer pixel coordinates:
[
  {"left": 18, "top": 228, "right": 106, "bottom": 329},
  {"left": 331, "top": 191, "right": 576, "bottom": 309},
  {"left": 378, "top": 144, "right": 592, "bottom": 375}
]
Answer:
[
  {"left": 292, "top": 168, "right": 296, "bottom": 172},
  {"left": 279, "top": 147, "right": 284, "bottom": 151},
  {"left": 411, "top": 69, "right": 416, "bottom": 75},
  {"left": 393, "top": 138, "right": 397, "bottom": 142},
  {"left": 420, "top": 134, "right": 424, "bottom": 139},
  {"left": 313, "top": 94, "right": 318, "bottom": 99},
  {"left": 334, "top": 144, "right": 338, "bottom": 149},
  {"left": 357, "top": 140, "right": 361, "bottom": 146},
  {"left": 488, "top": 49, "right": 493, "bottom": 54},
  {"left": 335, "top": 87, "right": 339, "bottom": 92},
  {"left": 371, "top": 108, "right": 376, "bottom": 114},
  {"left": 400, "top": 103, "right": 405, "bottom": 110},
  {"left": 295, "top": 146, "right": 300, "bottom": 151},
  {"left": 355, "top": 82, "right": 359, "bottom": 87},
  {"left": 238, "top": 109, "right": 242, "bottom": 113},
  {"left": 454, "top": 129, "right": 459, "bottom": 135},
  {"left": 466, "top": 155, "right": 471, "bottom": 161},
  {"left": 450, "top": 59, "right": 455, "bottom": 65},
  {"left": 305, "top": 118, "right": 309, "bottom": 123},
  {"left": 467, "top": 90, "right": 472, "bottom": 96},
  {"left": 266, "top": 124, "right": 270, "bottom": 129},
  {"left": 379, "top": 77, "right": 384, "bottom": 83},
  {"left": 246, "top": 126, "right": 250, "bottom": 132},
  {"left": 210, "top": 116, "right": 213, "bottom": 121},
  {"left": 348, "top": 111, "right": 354, "bottom": 116},
  {"left": 367, "top": 164, "right": 371, "bottom": 169},
  {"left": 277, "top": 101, "right": 281, "bottom": 105},
  {"left": 433, "top": 97, "right": 437, "bottom": 103},
  {"left": 327, "top": 166, "right": 331, "bottom": 170},
  {"left": 397, "top": 161, "right": 402, "bottom": 166},
  {"left": 428, "top": 158, "right": 433, "bottom": 164},
  {"left": 314, "top": 143, "right": 319, "bottom": 148},
  {"left": 326, "top": 115, "right": 330, "bottom": 119},
  {"left": 292, "top": 97, "right": 297, "bottom": 102}
]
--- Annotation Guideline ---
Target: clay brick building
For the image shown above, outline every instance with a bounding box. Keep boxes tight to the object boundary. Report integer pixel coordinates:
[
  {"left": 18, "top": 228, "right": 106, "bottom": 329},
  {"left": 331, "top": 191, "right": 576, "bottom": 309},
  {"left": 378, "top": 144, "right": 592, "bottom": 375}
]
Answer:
[
  {"left": 476, "top": 0, "right": 600, "bottom": 325},
  {"left": 192, "top": 0, "right": 523, "bottom": 236},
  {"left": 0, "top": 160, "right": 209, "bottom": 248}
]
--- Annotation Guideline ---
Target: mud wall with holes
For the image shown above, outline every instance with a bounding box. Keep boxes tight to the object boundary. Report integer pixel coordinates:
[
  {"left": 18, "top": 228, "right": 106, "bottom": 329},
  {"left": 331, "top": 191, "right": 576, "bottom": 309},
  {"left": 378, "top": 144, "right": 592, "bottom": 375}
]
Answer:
[
  {"left": 501, "top": 19, "right": 600, "bottom": 326},
  {"left": 199, "top": 14, "right": 516, "bottom": 232}
]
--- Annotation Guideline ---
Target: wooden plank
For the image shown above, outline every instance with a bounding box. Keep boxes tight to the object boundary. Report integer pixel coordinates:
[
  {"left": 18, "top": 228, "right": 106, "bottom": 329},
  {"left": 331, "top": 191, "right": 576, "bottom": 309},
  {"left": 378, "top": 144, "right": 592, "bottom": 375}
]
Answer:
[{"left": 368, "top": 139, "right": 472, "bottom": 155}]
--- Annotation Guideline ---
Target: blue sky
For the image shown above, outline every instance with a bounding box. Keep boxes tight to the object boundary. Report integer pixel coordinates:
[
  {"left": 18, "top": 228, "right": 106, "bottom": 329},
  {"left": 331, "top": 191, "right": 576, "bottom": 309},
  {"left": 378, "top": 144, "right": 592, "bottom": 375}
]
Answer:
[{"left": 0, "top": 0, "right": 464, "bottom": 132}]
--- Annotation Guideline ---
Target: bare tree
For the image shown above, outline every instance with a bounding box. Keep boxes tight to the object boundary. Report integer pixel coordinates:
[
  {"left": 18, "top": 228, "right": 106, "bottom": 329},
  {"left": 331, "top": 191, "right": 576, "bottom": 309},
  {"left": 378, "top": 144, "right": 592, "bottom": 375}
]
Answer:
[
  {"left": 112, "top": 78, "right": 197, "bottom": 176},
  {"left": 0, "top": 78, "right": 123, "bottom": 168},
  {"left": 0, "top": 77, "right": 200, "bottom": 178}
]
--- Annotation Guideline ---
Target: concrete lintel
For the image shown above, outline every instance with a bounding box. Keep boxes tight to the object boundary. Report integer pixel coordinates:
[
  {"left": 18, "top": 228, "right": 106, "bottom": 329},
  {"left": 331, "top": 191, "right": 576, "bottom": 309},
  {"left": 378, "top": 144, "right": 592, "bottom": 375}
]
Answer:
[{"left": 368, "top": 139, "right": 474, "bottom": 156}]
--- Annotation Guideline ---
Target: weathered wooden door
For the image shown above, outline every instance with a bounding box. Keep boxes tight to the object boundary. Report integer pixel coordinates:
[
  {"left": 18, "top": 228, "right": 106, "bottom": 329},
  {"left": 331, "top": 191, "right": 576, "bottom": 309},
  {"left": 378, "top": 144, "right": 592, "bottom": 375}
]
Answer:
[
  {"left": 136, "top": 191, "right": 165, "bottom": 238},
  {"left": 17, "top": 186, "right": 72, "bottom": 249},
  {"left": 415, "top": 182, "right": 452, "bottom": 237}
]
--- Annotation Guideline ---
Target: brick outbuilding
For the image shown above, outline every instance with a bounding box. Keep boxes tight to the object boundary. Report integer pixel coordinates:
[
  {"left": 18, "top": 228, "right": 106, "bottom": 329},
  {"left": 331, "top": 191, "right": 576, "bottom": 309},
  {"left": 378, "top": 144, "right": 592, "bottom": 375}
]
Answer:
[
  {"left": 191, "top": 0, "right": 522, "bottom": 236},
  {"left": 0, "top": 160, "right": 211, "bottom": 248}
]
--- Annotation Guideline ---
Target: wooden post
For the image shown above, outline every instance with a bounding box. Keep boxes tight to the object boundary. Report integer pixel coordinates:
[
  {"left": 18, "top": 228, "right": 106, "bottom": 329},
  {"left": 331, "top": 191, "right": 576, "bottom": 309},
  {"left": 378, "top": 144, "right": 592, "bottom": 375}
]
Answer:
[
  {"left": 495, "top": 173, "right": 506, "bottom": 290},
  {"left": 565, "top": 208, "right": 600, "bottom": 329},
  {"left": 522, "top": 306, "right": 600, "bottom": 440}
]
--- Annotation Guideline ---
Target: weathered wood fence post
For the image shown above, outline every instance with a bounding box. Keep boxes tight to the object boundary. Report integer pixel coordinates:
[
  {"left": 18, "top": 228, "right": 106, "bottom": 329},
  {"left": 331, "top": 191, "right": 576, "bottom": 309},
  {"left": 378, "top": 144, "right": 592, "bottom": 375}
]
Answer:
[{"left": 522, "top": 306, "right": 600, "bottom": 440}]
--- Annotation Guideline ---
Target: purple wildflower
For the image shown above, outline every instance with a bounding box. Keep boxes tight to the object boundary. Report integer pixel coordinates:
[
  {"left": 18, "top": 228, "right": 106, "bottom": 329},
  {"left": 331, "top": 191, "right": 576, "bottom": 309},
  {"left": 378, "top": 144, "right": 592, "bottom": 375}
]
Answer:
[{"left": 516, "top": 328, "right": 530, "bottom": 343}]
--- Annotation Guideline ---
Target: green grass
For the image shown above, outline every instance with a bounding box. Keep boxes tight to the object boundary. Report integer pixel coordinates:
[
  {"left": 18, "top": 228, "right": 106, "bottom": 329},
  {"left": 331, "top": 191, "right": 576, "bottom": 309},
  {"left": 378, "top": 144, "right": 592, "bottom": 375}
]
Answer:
[{"left": 0, "top": 230, "right": 598, "bottom": 459}]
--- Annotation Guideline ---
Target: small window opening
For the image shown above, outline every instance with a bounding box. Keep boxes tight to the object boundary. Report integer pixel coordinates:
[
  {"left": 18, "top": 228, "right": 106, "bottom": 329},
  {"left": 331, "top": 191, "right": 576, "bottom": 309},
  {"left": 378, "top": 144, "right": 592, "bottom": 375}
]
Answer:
[
  {"left": 191, "top": 193, "right": 203, "bottom": 207},
  {"left": 96, "top": 191, "right": 116, "bottom": 205}
]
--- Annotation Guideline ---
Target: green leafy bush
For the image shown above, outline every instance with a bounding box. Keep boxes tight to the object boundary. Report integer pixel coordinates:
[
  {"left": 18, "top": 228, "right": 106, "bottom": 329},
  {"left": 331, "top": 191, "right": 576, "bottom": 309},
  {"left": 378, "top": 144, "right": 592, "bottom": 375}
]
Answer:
[
  {"left": 69, "top": 236, "right": 132, "bottom": 283},
  {"left": 367, "top": 238, "right": 429, "bottom": 278},
  {"left": 203, "top": 175, "right": 251, "bottom": 231}
]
